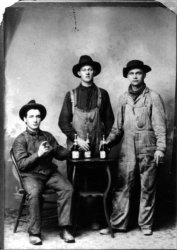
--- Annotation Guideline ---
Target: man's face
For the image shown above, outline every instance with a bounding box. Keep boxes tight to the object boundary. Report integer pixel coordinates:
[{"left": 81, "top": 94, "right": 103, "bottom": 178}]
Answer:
[
  {"left": 78, "top": 65, "right": 94, "bottom": 83},
  {"left": 24, "top": 109, "right": 41, "bottom": 131},
  {"left": 127, "top": 68, "right": 146, "bottom": 86}
]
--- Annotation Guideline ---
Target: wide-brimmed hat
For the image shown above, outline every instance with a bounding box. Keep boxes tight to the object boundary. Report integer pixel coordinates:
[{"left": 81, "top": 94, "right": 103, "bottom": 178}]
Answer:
[
  {"left": 19, "top": 100, "right": 47, "bottom": 121},
  {"left": 72, "top": 55, "right": 101, "bottom": 78},
  {"left": 123, "top": 60, "right": 151, "bottom": 78}
]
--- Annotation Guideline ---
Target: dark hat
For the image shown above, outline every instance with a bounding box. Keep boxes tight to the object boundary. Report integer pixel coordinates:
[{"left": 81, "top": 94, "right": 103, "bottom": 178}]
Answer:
[
  {"left": 19, "top": 100, "right": 47, "bottom": 121},
  {"left": 123, "top": 60, "right": 151, "bottom": 78},
  {"left": 72, "top": 55, "right": 101, "bottom": 78}
]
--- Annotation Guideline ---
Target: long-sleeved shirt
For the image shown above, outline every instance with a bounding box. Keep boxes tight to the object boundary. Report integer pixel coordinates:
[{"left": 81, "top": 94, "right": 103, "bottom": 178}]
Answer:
[
  {"left": 12, "top": 128, "right": 70, "bottom": 176},
  {"left": 58, "top": 83, "right": 114, "bottom": 141}
]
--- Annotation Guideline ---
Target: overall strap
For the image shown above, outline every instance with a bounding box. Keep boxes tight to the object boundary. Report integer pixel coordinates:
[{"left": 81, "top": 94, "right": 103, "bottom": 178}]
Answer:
[
  {"left": 70, "top": 89, "right": 77, "bottom": 114},
  {"left": 97, "top": 87, "right": 102, "bottom": 108}
]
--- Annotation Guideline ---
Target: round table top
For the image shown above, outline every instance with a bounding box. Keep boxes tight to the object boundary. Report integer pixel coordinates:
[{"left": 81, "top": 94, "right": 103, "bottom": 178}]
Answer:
[{"left": 68, "top": 157, "right": 115, "bottom": 163}]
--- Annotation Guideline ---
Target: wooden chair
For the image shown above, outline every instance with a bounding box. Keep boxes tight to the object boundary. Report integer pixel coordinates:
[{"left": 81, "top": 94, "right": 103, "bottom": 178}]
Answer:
[{"left": 10, "top": 148, "right": 58, "bottom": 233}]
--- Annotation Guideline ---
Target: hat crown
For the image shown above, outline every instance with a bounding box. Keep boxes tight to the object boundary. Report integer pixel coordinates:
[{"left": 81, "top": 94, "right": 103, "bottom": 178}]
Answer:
[
  {"left": 73, "top": 55, "right": 101, "bottom": 78},
  {"left": 28, "top": 100, "right": 36, "bottom": 105},
  {"left": 19, "top": 100, "right": 46, "bottom": 121},
  {"left": 126, "top": 60, "right": 144, "bottom": 68},
  {"left": 123, "top": 60, "right": 151, "bottom": 78},
  {"left": 78, "top": 55, "right": 93, "bottom": 65}
]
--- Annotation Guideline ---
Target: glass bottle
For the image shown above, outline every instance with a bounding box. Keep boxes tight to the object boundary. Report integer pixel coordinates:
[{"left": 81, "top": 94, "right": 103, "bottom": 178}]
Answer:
[
  {"left": 100, "top": 134, "right": 107, "bottom": 159},
  {"left": 71, "top": 134, "right": 80, "bottom": 159},
  {"left": 84, "top": 133, "right": 91, "bottom": 159}
]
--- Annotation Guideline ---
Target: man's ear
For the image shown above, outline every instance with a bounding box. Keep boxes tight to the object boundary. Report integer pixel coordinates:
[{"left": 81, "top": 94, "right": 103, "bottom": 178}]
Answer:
[
  {"left": 24, "top": 117, "right": 27, "bottom": 124},
  {"left": 77, "top": 71, "right": 81, "bottom": 77}
]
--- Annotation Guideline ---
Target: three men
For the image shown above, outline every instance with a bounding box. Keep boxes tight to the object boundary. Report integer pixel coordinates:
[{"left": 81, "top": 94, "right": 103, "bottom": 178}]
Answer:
[
  {"left": 100, "top": 60, "right": 166, "bottom": 236},
  {"left": 12, "top": 58, "right": 167, "bottom": 242},
  {"left": 12, "top": 100, "right": 75, "bottom": 245}
]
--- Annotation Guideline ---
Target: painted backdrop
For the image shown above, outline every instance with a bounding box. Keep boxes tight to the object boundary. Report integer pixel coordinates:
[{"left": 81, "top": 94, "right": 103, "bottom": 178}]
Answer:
[{"left": 4, "top": 2, "right": 176, "bottom": 211}]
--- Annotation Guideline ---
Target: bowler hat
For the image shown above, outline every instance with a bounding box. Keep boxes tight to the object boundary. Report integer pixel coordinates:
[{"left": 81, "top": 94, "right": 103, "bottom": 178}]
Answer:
[
  {"left": 72, "top": 55, "right": 101, "bottom": 78},
  {"left": 19, "top": 100, "right": 47, "bottom": 121},
  {"left": 123, "top": 60, "right": 151, "bottom": 78}
]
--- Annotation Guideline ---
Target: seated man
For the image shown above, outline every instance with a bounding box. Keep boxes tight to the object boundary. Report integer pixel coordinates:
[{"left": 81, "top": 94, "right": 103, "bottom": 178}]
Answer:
[{"left": 12, "top": 100, "right": 75, "bottom": 245}]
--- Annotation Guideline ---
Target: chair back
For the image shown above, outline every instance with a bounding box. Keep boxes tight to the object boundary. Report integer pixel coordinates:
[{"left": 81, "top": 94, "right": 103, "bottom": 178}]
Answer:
[{"left": 10, "top": 148, "right": 25, "bottom": 189}]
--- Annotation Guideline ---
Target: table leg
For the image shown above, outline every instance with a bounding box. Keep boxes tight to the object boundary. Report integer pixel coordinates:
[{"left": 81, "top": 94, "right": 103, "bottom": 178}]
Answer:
[
  {"left": 103, "top": 165, "right": 114, "bottom": 238},
  {"left": 72, "top": 165, "right": 76, "bottom": 186},
  {"left": 71, "top": 165, "right": 78, "bottom": 236}
]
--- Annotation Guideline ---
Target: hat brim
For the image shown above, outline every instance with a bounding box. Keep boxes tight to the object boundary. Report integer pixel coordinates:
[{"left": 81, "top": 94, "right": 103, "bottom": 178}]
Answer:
[
  {"left": 123, "top": 65, "right": 151, "bottom": 78},
  {"left": 72, "top": 61, "right": 101, "bottom": 78},
  {"left": 19, "top": 103, "right": 47, "bottom": 121}
]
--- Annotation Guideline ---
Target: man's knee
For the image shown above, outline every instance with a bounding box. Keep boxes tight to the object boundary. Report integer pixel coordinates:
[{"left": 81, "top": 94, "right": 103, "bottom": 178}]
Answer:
[
  {"left": 27, "top": 188, "right": 42, "bottom": 200},
  {"left": 64, "top": 182, "right": 74, "bottom": 194},
  {"left": 57, "top": 183, "right": 74, "bottom": 199}
]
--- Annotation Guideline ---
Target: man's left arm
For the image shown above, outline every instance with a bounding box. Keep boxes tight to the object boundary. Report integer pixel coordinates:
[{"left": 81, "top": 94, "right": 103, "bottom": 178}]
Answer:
[
  {"left": 100, "top": 90, "right": 115, "bottom": 137},
  {"left": 151, "top": 92, "right": 167, "bottom": 164},
  {"left": 49, "top": 134, "right": 70, "bottom": 160}
]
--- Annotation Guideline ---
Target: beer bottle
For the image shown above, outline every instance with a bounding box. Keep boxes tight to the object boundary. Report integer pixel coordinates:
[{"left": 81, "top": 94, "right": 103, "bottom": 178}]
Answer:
[
  {"left": 100, "top": 134, "right": 107, "bottom": 159},
  {"left": 84, "top": 133, "right": 91, "bottom": 159},
  {"left": 71, "top": 134, "right": 80, "bottom": 159}
]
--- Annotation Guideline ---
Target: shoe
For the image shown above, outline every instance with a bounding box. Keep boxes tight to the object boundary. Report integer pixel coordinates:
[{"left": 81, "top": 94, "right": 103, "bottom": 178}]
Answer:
[
  {"left": 60, "top": 229, "right": 75, "bottom": 243},
  {"left": 100, "top": 227, "right": 127, "bottom": 235},
  {"left": 91, "top": 222, "right": 100, "bottom": 230},
  {"left": 29, "top": 235, "right": 42, "bottom": 245},
  {"left": 141, "top": 228, "right": 152, "bottom": 236},
  {"left": 99, "top": 227, "right": 110, "bottom": 235}
]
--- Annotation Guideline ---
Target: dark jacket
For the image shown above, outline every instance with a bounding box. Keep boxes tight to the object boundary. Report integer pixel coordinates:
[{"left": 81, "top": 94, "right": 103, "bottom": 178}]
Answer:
[{"left": 12, "top": 128, "right": 70, "bottom": 176}]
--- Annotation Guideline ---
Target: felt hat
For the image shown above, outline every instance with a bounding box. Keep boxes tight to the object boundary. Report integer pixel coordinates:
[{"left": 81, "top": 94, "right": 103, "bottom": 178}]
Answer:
[
  {"left": 72, "top": 55, "right": 101, "bottom": 78},
  {"left": 123, "top": 60, "right": 151, "bottom": 78},
  {"left": 19, "top": 100, "right": 47, "bottom": 121}
]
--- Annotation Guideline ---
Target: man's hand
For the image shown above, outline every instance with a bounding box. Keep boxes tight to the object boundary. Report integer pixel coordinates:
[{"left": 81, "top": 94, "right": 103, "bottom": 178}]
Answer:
[
  {"left": 99, "top": 139, "right": 110, "bottom": 148},
  {"left": 99, "top": 140, "right": 111, "bottom": 153},
  {"left": 154, "top": 150, "right": 164, "bottom": 166},
  {"left": 77, "top": 137, "right": 90, "bottom": 151},
  {"left": 38, "top": 141, "right": 50, "bottom": 157}
]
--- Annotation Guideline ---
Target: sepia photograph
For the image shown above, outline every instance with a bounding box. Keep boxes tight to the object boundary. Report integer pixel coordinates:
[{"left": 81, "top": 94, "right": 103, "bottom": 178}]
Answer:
[{"left": 1, "top": 0, "right": 177, "bottom": 249}]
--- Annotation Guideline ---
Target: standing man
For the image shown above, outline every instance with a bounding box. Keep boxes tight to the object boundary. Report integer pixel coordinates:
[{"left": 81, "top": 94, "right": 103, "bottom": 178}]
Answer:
[
  {"left": 59, "top": 55, "right": 114, "bottom": 228},
  {"left": 100, "top": 60, "right": 166, "bottom": 236},
  {"left": 59, "top": 55, "right": 114, "bottom": 156},
  {"left": 12, "top": 100, "right": 75, "bottom": 245}
]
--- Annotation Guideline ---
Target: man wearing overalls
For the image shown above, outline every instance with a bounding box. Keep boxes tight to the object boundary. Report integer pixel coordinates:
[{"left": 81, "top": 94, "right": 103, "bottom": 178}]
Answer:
[
  {"left": 100, "top": 60, "right": 166, "bottom": 236},
  {"left": 59, "top": 55, "right": 114, "bottom": 228}
]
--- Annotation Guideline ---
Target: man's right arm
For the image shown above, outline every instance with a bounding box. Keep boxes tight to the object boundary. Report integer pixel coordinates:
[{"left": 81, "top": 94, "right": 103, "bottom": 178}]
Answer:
[
  {"left": 106, "top": 95, "right": 125, "bottom": 147},
  {"left": 58, "top": 92, "right": 76, "bottom": 142},
  {"left": 12, "top": 134, "right": 39, "bottom": 172}
]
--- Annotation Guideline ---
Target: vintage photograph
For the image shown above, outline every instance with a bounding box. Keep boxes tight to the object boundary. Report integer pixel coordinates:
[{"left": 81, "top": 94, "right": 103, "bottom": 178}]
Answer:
[{"left": 2, "top": 0, "right": 177, "bottom": 249}]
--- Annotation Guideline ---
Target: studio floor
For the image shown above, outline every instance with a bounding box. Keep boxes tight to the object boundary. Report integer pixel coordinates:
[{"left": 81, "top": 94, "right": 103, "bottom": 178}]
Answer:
[{"left": 3, "top": 207, "right": 177, "bottom": 250}]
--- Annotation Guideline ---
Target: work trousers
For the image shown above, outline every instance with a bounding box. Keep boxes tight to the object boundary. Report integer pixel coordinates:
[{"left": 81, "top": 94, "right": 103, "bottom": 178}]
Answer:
[
  {"left": 110, "top": 154, "right": 158, "bottom": 230},
  {"left": 23, "top": 171, "right": 73, "bottom": 235}
]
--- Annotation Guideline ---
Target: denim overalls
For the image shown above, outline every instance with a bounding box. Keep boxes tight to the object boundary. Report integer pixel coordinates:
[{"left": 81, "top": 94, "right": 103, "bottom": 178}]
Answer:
[
  {"left": 67, "top": 87, "right": 103, "bottom": 156},
  {"left": 111, "top": 89, "right": 161, "bottom": 230}
]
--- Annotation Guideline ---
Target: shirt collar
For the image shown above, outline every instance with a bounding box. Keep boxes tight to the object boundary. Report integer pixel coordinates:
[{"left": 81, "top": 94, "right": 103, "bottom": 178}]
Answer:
[
  {"left": 26, "top": 128, "right": 42, "bottom": 136},
  {"left": 79, "top": 82, "right": 96, "bottom": 91}
]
